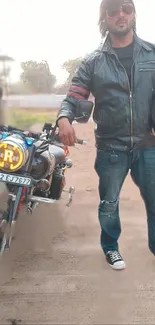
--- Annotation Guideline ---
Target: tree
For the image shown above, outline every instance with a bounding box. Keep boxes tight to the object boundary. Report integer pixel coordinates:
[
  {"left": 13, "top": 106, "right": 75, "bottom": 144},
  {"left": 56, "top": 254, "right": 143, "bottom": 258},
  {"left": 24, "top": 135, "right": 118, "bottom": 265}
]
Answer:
[
  {"left": 55, "top": 83, "right": 69, "bottom": 94},
  {"left": 8, "top": 81, "right": 30, "bottom": 95},
  {"left": 62, "top": 57, "right": 83, "bottom": 88},
  {"left": 20, "top": 60, "right": 56, "bottom": 93}
]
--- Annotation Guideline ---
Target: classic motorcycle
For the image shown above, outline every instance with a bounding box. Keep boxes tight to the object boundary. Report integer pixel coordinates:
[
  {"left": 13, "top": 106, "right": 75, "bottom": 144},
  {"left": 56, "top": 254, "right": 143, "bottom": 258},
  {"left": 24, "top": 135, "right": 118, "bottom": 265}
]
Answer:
[{"left": 0, "top": 99, "right": 94, "bottom": 256}]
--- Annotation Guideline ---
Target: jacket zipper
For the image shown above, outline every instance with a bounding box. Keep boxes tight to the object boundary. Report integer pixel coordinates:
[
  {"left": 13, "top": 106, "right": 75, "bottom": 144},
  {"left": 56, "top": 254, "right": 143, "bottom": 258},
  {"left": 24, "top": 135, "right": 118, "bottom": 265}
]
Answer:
[
  {"left": 139, "top": 61, "right": 155, "bottom": 64},
  {"left": 112, "top": 51, "right": 141, "bottom": 150},
  {"left": 129, "top": 90, "right": 133, "bottom": 148},
  {"left": 139, "top": 68, "right": 155, "bottom": 71},
  {"left": 113, "top": 55, "right": 134, "bottom": 149},
  {"left": 124, "top": 69, "right": 133, "bottom": 149}
]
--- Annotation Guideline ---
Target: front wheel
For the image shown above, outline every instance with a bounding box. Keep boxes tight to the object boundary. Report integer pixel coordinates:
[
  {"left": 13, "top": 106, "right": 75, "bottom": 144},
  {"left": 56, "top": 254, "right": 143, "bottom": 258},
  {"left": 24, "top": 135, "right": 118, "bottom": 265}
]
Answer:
[{"left": 0, "top": 187, "right": 23, "bottom": 256}]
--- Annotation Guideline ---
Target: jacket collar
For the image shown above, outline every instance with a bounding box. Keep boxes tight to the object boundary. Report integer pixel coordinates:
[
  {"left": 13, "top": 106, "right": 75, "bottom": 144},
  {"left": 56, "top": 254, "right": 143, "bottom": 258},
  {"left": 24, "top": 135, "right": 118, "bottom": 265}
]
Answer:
[{"left": 98, "top": 32, "right": 152, "bottom": 54}]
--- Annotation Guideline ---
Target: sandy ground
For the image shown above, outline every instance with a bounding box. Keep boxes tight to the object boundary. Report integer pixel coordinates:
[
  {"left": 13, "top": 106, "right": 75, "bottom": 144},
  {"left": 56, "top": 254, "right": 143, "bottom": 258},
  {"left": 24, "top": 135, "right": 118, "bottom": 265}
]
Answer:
[{"left": 0, "top": 122, "right": 155, "bottom": 324}]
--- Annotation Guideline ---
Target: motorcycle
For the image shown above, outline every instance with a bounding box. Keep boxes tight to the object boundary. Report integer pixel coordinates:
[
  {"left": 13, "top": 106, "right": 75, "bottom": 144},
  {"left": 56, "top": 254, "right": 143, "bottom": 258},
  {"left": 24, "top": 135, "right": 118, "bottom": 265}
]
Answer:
[{"left": 0, "top": 100, "right": 94, "bottom": 256}]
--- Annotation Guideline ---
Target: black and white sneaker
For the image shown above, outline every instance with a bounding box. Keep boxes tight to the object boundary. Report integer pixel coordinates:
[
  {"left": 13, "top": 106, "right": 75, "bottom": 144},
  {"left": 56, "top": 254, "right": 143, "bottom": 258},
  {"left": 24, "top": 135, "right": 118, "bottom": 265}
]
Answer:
[{"left": 106, "top": 250, "right": 126, "bottom": 270}]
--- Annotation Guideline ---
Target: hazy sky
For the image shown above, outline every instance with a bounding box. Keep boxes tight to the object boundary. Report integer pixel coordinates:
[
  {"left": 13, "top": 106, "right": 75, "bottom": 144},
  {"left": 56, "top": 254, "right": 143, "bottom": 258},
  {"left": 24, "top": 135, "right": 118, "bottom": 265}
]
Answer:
[{"left": 0, "top": 0, "right": 154, "bottom": 84}]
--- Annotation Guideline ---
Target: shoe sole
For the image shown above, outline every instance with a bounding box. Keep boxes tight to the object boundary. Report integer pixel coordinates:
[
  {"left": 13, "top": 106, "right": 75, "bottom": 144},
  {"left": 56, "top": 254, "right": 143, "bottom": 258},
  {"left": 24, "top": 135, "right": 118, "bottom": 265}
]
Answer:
[{"left": 108, "top": 263, "right": 126, "bottom": 270}]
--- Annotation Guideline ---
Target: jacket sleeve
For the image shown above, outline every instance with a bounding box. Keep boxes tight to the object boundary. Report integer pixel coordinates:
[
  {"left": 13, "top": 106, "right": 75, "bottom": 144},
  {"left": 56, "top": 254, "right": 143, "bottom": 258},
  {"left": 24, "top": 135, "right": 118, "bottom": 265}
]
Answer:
[{"left": 56, "top": 58, "right": 92, "bottom": 124}]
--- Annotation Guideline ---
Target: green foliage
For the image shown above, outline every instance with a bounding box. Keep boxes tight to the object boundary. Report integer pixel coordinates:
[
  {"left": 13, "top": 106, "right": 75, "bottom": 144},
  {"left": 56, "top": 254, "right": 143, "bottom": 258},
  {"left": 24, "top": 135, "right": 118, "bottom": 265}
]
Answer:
[
  {"left": 10, "top": 109, "right": 57, "bottom": 130},
  {"left": 20, "top": 60, "right": 56, "bottom": 93},
  {"left": 62, "top": 57, "right": 83, "bottom": 87},
  {"left": 9, "top": 81, "right": 30, "bottom": 94}
]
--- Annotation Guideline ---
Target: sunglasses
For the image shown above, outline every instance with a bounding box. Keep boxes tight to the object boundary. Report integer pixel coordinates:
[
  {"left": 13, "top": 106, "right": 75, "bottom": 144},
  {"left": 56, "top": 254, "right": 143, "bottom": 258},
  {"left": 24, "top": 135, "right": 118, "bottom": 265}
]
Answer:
[{"left": 106, "top": 3, "right": 134, "bottom": 17}]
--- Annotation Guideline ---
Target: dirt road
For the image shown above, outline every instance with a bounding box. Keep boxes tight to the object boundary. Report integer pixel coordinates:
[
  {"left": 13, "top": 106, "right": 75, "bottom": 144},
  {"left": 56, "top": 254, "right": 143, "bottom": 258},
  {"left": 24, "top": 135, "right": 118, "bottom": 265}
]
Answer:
[{"left": 0, "top": 122, "right": 155, "bottom": 324}]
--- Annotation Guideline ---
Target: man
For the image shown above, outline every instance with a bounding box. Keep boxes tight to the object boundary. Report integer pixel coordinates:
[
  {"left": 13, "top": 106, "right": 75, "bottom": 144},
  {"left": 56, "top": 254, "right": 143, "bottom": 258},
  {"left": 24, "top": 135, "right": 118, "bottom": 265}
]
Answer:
[{"left": 56, "top": 0, "right": 155, "bottom": 270}]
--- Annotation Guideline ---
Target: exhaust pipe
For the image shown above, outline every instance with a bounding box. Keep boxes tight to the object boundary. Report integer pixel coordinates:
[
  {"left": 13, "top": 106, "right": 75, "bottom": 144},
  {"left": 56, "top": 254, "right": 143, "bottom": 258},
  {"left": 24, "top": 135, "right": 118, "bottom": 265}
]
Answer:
[
  {"left": 8, "top": 185, "right": 75, "bottom": 205},
  {"left": 8, "top": 193, "right": 56, "bottom": 204}
]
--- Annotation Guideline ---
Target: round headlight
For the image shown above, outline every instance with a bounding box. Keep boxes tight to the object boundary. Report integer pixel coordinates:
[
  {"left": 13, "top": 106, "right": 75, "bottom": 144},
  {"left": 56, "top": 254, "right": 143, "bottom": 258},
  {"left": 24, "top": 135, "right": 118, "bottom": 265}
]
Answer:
[{"left": 0, "top": 135, "right": 29, "bottom": 172}]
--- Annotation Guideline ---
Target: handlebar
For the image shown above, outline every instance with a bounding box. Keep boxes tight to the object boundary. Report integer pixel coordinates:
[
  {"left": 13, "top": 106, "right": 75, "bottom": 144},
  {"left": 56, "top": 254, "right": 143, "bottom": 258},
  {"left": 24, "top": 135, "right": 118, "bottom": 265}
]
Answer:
[
  {"left": 0, "top": 125, "right": 87, "bottom": 145},
  {"left": 52, "top": 133, "right": 87, "bottom": 145},
  {"left": 76, "top": 138, "right": 87, "bottom": 145},
  {"left": 0, "top": 125, "right": 41, "bottom": 140}
]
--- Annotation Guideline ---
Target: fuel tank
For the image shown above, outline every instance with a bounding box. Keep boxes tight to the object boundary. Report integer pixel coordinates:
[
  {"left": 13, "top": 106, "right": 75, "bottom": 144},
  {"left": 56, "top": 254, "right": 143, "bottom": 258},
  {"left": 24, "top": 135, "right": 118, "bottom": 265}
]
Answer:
[
  {"left": 30, "top": 144, "right": 66, "bottom": 180},
  {"left": 49, "top": 145, "right": 66, "bottom": 165}
]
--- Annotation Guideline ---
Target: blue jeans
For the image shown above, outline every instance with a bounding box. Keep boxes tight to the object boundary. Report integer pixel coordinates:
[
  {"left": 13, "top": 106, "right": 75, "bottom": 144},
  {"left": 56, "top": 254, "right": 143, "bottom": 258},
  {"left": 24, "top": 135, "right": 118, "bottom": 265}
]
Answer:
[{"left": 94, "top": 147, "right": 155, "bottom": 255}]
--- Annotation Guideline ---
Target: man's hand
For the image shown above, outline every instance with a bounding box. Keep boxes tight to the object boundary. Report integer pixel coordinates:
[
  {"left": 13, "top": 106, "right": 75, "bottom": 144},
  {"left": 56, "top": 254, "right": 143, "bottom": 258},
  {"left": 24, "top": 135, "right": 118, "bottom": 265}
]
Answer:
[{"left": 57, "top": 118, "right": 77, "bottom": 146}]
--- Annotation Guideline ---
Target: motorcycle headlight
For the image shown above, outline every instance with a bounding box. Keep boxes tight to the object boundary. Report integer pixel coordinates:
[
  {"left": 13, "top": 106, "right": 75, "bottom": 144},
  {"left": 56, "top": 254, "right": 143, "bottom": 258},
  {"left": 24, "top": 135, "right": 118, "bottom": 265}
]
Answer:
[{"left": 0, "top": 135, "right": 29, "bottom": 172}]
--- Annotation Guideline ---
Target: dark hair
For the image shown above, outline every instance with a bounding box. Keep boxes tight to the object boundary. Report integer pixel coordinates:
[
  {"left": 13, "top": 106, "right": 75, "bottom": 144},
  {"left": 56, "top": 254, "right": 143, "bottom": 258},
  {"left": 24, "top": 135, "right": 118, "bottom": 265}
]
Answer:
[{"left": 98, "top": 0, "right": 136, "bottom": 38}]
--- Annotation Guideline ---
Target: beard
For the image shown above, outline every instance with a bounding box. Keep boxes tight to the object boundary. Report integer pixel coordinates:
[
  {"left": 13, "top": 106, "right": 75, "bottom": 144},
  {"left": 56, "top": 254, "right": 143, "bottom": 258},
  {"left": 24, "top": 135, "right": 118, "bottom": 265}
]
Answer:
[{"left": 106, "top": 18, "right": 135, "bottom": 36}]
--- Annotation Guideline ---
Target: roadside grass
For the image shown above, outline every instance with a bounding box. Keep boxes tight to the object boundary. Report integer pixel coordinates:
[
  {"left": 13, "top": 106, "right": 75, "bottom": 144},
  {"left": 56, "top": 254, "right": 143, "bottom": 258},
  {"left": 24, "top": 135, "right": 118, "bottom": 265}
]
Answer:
[{"left": 9, "top": 107, "right": 59, "bottom": 130}]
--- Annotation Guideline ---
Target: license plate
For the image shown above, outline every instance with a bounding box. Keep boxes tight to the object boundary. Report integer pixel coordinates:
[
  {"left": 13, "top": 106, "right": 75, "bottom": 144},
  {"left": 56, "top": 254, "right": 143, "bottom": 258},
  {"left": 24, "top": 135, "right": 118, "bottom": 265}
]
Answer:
[{"left": 0, "top": 173, "right": 32, "bottom": 187}]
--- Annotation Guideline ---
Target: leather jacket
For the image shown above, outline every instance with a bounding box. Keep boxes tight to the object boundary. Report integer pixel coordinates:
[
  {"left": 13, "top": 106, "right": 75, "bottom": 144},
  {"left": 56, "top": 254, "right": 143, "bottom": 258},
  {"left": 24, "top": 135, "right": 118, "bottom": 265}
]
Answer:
[{"left": 56, "top": 33, "right": 155, "bottom": 152}]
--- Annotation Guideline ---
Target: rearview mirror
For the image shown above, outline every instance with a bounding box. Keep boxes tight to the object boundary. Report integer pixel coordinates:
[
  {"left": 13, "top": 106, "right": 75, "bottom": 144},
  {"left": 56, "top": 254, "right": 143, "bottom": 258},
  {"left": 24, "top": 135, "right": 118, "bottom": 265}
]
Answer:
[{"left": 75, "top": 100, "right": 94, "bottom": 123}]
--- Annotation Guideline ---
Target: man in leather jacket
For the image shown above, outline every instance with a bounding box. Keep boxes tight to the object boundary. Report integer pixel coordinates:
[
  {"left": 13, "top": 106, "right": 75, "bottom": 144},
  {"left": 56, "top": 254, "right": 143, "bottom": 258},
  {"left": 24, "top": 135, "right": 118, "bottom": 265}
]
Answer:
[{"left": 56, "top": 0, "right": 155, "bottom": 270}]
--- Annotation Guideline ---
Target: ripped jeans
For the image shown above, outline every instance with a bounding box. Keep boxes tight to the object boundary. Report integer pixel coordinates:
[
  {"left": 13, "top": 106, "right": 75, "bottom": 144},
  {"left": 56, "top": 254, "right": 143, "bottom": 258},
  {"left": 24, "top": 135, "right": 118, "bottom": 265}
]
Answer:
[{"left": 94, "top": 147, "right": 155, "bottom": 255}]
